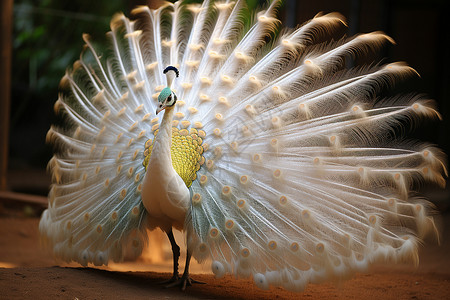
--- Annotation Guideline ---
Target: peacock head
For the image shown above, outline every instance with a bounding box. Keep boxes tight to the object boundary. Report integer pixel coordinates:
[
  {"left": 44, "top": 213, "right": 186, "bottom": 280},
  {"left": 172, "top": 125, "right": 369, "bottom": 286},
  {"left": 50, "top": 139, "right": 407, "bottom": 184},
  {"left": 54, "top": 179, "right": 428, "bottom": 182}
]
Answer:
[{"left": 156, "top": 66, "right": 179, "bottom": 115}]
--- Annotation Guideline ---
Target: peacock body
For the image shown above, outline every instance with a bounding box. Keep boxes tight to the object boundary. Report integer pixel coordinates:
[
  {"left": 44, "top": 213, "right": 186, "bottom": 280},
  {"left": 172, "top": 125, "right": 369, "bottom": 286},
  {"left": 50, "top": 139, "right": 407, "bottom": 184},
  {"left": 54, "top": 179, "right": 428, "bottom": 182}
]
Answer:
[{"left": 39, "top": 0, "right": 447, "bottom": 292}]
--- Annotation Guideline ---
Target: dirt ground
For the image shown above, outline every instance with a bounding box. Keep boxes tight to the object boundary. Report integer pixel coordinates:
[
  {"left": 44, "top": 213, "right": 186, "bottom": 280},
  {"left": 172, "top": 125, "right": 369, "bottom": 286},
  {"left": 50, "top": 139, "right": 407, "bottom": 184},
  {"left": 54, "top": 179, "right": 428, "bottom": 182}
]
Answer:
[{"left": 1, "top": 204, "right": 449, "bottom": 300}]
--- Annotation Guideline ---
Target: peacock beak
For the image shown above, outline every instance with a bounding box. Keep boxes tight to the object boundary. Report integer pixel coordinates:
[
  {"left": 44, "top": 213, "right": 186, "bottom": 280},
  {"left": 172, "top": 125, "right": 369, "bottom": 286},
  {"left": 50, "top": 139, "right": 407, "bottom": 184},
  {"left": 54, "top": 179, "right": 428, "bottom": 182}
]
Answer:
[{"left": 156, "top": 103, "right": 166, "bottom": 115}]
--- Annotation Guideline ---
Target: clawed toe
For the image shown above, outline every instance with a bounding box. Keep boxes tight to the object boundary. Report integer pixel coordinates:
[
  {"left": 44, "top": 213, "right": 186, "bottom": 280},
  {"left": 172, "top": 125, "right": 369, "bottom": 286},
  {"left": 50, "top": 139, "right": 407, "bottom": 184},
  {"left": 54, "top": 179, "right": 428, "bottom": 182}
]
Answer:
[
  {"left": 159, "top": 274, "right": 180, "bottom": 285},
  {"left": 164, "top": 275, "right": 205, "bottom": 291}
]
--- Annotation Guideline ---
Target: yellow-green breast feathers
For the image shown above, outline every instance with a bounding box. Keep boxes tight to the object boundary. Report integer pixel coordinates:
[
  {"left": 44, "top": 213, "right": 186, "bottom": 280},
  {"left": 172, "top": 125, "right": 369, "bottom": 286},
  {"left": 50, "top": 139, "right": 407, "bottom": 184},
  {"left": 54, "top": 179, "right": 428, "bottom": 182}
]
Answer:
[{"left": 143, "top": 127, "right": 205, "bottom": 187}]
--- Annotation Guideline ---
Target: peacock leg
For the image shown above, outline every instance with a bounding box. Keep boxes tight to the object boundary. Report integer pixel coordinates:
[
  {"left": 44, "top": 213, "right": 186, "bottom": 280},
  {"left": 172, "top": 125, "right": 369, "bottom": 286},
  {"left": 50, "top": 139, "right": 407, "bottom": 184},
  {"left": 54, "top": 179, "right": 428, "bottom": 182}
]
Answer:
[
  {"left": 159, "top": 229, "right": 180, "bottom": 284},
  {"left": 165, "top": 250, "right": 205, "bottom": 290}
]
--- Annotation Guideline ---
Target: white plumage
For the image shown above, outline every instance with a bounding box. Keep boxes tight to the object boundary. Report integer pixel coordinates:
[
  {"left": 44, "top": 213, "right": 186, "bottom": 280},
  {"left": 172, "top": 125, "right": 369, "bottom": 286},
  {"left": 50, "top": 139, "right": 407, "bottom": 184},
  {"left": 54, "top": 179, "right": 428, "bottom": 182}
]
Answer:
[{"left": 39, "top": 0, "right": 446, "bottom": 292}]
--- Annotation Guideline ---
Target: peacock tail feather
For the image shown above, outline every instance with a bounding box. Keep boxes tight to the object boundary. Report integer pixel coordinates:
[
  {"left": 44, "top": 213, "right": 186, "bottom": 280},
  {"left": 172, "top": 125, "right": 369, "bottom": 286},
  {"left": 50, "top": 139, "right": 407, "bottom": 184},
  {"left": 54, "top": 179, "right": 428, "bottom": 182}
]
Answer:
[{"left": 39, "top": 0, "right": 446, "bottom": 291}]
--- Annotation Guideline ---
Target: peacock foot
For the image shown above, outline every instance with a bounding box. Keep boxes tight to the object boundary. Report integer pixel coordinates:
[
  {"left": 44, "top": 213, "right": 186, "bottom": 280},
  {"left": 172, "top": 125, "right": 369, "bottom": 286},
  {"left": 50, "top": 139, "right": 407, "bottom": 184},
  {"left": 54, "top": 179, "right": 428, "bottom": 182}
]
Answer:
[{"left": 164, "top": 274, "right": 205, "bottom": 291}]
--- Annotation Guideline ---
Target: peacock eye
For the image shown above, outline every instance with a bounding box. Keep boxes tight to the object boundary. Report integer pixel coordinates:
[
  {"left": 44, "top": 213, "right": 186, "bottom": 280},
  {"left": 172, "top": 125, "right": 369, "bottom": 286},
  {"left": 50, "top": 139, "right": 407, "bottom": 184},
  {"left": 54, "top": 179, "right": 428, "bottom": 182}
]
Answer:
[{"left": 168, "top": 95, "right": 172, "bottom": 101}]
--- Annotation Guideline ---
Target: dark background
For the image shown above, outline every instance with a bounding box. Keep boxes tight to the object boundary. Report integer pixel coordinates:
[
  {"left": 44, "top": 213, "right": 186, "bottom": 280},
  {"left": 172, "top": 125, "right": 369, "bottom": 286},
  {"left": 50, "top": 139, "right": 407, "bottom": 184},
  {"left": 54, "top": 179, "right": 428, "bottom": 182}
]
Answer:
[{"left": 5, "top": 0, "right": 450, "bottom": 207}]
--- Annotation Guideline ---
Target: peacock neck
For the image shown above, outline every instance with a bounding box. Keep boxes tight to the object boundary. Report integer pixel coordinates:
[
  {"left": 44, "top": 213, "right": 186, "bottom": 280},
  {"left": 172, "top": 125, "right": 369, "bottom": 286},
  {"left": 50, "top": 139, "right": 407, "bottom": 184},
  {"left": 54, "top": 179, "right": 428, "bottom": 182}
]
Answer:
[
  {"left": 141, "top": 105, "right": 190, "bottom": 231},
  {"left": 151, "top": 106, "right": 175, "bottom": 161}
]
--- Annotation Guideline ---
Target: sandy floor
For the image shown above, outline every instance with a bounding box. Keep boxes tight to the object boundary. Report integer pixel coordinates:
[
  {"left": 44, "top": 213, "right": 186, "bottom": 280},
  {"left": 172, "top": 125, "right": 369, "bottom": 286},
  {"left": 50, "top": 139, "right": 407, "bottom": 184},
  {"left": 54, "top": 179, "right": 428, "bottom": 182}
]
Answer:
[{"left": 1, "top": 205, "right": 449, "bottom": 300}]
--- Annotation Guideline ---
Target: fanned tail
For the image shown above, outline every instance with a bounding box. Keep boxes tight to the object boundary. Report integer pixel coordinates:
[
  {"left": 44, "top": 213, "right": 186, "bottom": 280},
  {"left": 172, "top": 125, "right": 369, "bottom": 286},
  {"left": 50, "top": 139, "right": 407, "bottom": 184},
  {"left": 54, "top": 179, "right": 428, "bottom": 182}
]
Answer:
[{"left": 173, "top": 0, "right": 446, "bottom": 292}]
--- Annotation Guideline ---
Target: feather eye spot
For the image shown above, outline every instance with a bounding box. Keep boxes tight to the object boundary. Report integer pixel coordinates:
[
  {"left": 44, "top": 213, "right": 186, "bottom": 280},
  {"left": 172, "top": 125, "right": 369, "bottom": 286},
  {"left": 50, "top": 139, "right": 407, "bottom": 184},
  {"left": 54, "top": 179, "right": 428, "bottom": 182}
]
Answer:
[
  {"left": 133, "top": 149, "right": 140, "bottom": 160},
  {"left": 199, "top": 243, "right": 207, "bottom": 253},
  {"left": 101, "top": 146, "right": 107, "bottom": 158},
  {"left": 116, "top": 151, "right": 123, "bottom": 162},
  {"left": 279, "top": 195, "right": 287, "bottom": 205},
  {"left": 218, "top": 96, "right": 229, "bottom": 106},
  {"left": 116, "top": 165, "right": 122, "bottom": 175},
  {"left": 209, "top": 228, "right": 219, "bottom": 238},
  {"left": 192, "top": 193, "right": 202, "bottom": 204},
  {"left": 387, "top": 198, "right": 396, "bottom": 207},
  {"left": 83, "top": 213, "right": 90, "bottom": 223},
  {"left": 222, "top": 185, "right": 231, "bottom": 196},
  {"left": 104, "top": 178, "right": 110, "bottom": 188},
  {"left": 135, "top": 104, "right": 144, "bottom": 113},
  {"left": 221, "top": 75, "right": 233, "bottom": 85},
  {"left": 155, "top": 85, "right": 165, "bottom": 92},
  {"left": 181, "top": 82, "right": 192, "bottom": 89},
  {"left": 268, "top": 240, "right": 277, "bottom": 250},
  {"left": 206, "top": 160, "right": 214, "bottom": 170},
  {"left": 423, "top": 150, "right": 430, "bottom": 157},
  {"left": 273, "top": 169, "right": 282, "bottom": 179},
  {"left": 240, "top": 175, "right": 248, "bottom": 184},
  {"left": 96, "top": 225, "right": 103, "bottom": 234},
  {"left": 316, "top": 243, "right": 325, "bottom": 253},
  {"left": 117, "top": 106, "right": 127, "bottom": 117},
  {"left": 302, "top": 209, "right": 311, "bottom": 219},
  {"left": 213, "top": 128, "right": 221, "bottom": 136},
  {"left": 415, "top": 204, "right": 423, "bottom": 212},
  {"left": 188, "top": 43, "right": 203, "bottom": 51},
  {"left": 199, "top": 93, "right": 210, "bottom": 102},
  {"left": 66, "top": 220, "right": 72, "bottom": 230},
  {"left": 146, "top": 62, "right": 157, "bottom": 70},
  {"left": 245, "top": 104, "right": 256, "bottom": 115},
  {"left": 175, "top": 112, "right": 185, "bottom": 119},
  {"left": 120, "top": 188, "right": 127, "bottom": 200},
  {"left": 194, "top": 121, "right": 203, "bottom": 129},
  {"left": 111, "top": 211, "right": 118, "bottom": 221},
  {"left": 188, "top": 107, "right": 198, "bottom": 114},
  {"left": 150, "top": 117, "right": 159, "bottom": 124},
  {"left": 225, "top": 219, "right": 235, "bottom": 230},
  {"left": 95, "top": 166, "right": 101, "bottom": 175},
  {"left": 241, "top": 248, "right": 250, "bottom": 258},
  {"left": 102, "top": 110, "right": 111, "bottom": 121},
  {"left": 215, "top": 113, "right": 223, "bottom": 121},
  {"left": 214, "top": 147, "right": 222, "bottom": 156},
  {"left": 237, "top": 199, "right": 246, "bottom": 209},
  {"left": 290, "top": 242, "right": 299, "bottom": 252},
  {"left": 368, "top": 215, "right": 377, "bottom": 225},
  {"left": 198, "top": 130, "right": 206, "bottom": 138},
  {"left": 252, "top": 153, "right": 262, "bottom": 163},
  {"left": 116, "top": 132, "right": 123, "bottom": 144},
  {"left": 138, "top": 129, "right": 147, "bottom": 139},
  {"left": 270, "top": 138, "right": 278, "bottom": 148},
  {"left": 180, "top": 121, "right": 190, "bottom": 128},
  {"left": 136, "top": 184, "right": 142, "bottom": 194},
  {"left": 422, "top": 167, "right": 429, "bottom": 175},
  {"left": 145, "top": 139, "right": 152, "bottom": 148},
  {"left": 142, "top": 113, "right": 151, "bottom": 122},
  {"left": 242, "top": 125, "right": 250, "bottom": 135},
  {"left": 135, "top": 173, "right": 140, "bottom": 183},
  {"left": 200, "top": 175, "right": 208, "bottom": 185},
  {"left": 394, "top": 173, "right": 401, "bottom": 180},
  {"left": 127, "top": 138, "right": 134, "bottom": 147},
  {"left": 200, "top": 77, "right": 212, "bottom": 85},
  {"left": 132, "top": 206, "right": 139, "bottom": 216},
  {"left": 230, "top": 141, "right": 238, "bottom": 151},
  {"left": 271, "top": 116, "right": 281, "bottom": 128}
]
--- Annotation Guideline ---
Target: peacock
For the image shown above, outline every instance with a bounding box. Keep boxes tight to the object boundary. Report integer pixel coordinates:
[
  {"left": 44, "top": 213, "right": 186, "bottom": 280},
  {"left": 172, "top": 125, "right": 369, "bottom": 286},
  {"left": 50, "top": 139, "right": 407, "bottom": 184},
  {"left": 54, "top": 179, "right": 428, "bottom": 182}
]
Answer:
[{"left": 39, "top": 0, "right": 447, "bottom": 292}]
